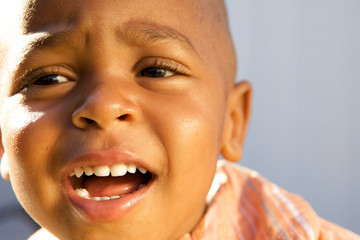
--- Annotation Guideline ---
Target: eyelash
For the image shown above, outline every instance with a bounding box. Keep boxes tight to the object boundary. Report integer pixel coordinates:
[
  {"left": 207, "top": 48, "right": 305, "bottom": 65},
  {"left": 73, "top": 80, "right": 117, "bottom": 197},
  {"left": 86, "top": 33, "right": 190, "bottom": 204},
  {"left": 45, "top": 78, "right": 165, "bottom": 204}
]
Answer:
[
  {"left": 18, "top": 58, "right": 187, "bottom": 91},
  {"left": 20, "top": 67, "right": 71, "bottom": 90},
  {"left": 139, "top": 58, "right": 187, "bottom": 76}
]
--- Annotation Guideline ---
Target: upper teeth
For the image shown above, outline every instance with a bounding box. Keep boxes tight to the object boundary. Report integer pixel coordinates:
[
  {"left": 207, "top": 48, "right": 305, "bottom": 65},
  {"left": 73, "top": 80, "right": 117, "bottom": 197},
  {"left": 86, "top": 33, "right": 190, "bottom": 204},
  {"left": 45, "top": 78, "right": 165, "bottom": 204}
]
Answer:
[{"left": 69, "top": 164, "right": 147, "bottom": 178}]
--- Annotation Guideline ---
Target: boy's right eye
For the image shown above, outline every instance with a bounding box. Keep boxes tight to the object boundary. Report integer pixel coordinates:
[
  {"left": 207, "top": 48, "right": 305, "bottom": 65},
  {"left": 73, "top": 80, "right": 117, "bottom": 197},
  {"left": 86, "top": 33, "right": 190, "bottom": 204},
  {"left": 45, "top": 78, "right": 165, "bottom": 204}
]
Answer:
[
  {"left": 15, "top": 66, "right": 77, "bottom": 98},
  {"left": 18, "top": 65, "right": 76, "bottom": 91}
]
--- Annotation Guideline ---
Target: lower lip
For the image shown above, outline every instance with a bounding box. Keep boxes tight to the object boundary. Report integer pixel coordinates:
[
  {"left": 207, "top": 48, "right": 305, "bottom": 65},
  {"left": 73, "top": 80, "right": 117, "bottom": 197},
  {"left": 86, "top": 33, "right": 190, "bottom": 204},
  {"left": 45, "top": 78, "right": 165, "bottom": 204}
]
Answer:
[{"left": 63, "top": 178, "right": 153, "bottom": 222}]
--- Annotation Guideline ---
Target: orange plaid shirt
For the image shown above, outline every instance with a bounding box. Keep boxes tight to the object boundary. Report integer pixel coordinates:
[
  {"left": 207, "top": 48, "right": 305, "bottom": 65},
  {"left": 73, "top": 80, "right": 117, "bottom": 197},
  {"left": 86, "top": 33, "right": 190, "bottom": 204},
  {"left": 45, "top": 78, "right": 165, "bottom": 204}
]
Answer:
[{"left": 180, "top": 161, "right": 360, "bottom": 240}]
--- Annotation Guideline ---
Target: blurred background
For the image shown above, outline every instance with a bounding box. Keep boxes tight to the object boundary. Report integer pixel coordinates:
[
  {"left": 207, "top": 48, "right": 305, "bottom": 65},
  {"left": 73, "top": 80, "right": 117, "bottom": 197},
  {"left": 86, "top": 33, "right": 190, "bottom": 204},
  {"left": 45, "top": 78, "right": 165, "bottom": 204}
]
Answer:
[
  {"left": 0, "top": 0, "right": 359, "bottom": 238},
  {"left": 227, "top": 0, "right": 360, "bottom": 234}
]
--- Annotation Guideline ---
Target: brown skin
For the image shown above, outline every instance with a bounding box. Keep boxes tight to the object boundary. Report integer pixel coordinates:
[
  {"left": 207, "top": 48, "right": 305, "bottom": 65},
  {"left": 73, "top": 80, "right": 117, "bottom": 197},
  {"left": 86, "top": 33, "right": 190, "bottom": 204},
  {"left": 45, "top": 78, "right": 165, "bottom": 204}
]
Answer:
[{"left": 0, "top": 0, "right": 251, "bottom": 239}]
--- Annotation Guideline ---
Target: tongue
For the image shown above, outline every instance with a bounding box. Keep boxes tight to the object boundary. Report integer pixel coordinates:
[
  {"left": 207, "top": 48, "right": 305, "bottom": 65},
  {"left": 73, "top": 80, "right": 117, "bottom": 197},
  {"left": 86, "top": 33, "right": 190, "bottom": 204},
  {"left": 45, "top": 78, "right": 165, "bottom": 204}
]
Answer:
[{"left": 84, "top": 174, "right": 144, "bottom": 197}]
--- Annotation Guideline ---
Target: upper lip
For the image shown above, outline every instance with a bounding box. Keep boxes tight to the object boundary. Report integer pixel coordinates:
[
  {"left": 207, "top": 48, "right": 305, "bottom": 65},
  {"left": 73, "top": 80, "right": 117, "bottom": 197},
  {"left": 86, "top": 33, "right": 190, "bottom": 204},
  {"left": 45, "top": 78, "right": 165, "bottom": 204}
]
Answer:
[{"left": 62, "top": 149, "right": 154, "bottom": 180}]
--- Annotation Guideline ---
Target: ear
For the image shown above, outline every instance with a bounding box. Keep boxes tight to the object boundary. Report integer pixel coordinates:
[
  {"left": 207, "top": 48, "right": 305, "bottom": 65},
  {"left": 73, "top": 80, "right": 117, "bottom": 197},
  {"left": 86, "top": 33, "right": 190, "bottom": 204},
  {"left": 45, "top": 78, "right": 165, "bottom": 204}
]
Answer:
[
  {"left": 220, "top": 81, "right": 252, "bottom": 162},
  {"left": 0, "top": 130, "right": 10, "bottom": 181}
]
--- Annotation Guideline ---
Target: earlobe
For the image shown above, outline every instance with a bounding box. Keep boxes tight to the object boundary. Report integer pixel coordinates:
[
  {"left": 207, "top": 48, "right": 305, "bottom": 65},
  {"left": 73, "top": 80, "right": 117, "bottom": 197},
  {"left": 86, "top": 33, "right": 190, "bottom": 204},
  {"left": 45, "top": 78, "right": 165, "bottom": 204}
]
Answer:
[
  {"left": 220, "top": 81, "right": 252, "bottom": 162},
  {"left": 0, "top": 131, "right": 10, "bottom": 181},
  {"left": 1, "top": 153, "right": 10, "bottom": 181}
]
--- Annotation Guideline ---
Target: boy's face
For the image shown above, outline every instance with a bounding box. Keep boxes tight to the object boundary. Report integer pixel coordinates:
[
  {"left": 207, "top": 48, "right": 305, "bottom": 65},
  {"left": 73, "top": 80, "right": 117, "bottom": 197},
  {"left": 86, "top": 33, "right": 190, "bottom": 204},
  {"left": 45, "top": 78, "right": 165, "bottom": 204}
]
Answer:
[{"left": 0, "top": 0, "right": 249, "bottom": 239}]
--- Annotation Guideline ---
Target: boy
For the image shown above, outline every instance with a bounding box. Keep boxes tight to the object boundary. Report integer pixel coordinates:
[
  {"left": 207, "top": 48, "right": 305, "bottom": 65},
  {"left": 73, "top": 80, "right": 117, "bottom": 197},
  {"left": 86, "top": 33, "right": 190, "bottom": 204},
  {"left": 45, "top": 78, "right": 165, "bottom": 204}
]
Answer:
[{"left": 0, "top": 0, "right": 359, "bottom": 239}]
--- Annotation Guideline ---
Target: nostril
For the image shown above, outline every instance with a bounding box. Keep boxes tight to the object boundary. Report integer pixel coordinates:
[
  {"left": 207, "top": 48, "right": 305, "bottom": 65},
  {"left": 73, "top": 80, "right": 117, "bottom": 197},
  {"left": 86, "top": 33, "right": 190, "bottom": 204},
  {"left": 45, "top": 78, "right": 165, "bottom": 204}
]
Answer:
[
  {"left": 84, "top": 118, "right": 96, "bottom": 125},
  {"left": 118, "top": 114, "right": 128, "bottom": 121},
  {"left": 76, "top": 117, "right": 96, "bottom": 126}
]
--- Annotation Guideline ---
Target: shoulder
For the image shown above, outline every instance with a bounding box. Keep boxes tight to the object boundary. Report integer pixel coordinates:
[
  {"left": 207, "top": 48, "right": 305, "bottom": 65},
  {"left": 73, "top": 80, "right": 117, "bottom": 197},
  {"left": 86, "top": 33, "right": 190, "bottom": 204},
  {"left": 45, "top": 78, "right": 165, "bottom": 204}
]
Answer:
[
  {"left": 318, "top": 218, "right": 360, "bottom": 240},
  {"left": 211, "top": 160, "right": 360, "bottom": 240}
]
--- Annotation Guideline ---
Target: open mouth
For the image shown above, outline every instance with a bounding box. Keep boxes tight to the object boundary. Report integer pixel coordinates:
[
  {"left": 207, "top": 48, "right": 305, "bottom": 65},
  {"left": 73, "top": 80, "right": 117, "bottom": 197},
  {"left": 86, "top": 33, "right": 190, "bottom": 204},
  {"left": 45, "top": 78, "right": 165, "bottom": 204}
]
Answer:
[{"left": 68, "top": 164, "right": 153, "bottom": 201}]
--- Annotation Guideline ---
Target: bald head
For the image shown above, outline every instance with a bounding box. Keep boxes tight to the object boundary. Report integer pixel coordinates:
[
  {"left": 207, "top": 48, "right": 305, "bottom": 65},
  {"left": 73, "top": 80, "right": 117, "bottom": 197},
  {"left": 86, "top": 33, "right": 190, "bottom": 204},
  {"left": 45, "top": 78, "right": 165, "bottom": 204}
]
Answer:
[
  {"left": 0, "top": 0, "right": 236, "bottom": 92},
  {"left": 192, "top": 0, "right": 237, "bottom": 88}
]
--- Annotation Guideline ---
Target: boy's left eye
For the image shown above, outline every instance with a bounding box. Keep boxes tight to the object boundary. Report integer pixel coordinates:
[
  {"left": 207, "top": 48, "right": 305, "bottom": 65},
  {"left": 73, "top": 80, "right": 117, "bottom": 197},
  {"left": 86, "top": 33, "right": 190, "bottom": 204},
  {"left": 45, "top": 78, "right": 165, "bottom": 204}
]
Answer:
[
  {"left": 140, "top": 67, "right": 175, "bottom": 78},
  {"left": 33, "top": 75, "right": 70, "bottom": 85}
]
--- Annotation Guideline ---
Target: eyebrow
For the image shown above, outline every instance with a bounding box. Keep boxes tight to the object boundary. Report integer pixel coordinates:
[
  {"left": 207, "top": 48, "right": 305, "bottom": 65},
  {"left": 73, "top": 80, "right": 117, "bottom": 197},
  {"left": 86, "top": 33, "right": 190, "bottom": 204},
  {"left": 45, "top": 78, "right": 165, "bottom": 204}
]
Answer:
[
  {"left": 24, "top": 23, "right": 199, "bottom": 57},
  {"left": 26, "top": 30, "right": 85, "bottom": 51},
  {"left": 118, "top": 23, "right": 199, "bottom": 55}
]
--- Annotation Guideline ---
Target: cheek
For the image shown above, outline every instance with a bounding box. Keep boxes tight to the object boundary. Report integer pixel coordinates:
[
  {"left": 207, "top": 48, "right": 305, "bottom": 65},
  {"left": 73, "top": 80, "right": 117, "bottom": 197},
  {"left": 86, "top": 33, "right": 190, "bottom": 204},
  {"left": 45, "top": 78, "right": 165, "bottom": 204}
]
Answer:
[
  {"left": 2, "top": 99, "right": 47, "bottom": 177},
  {"left": 162, "top": 95, "right": 225, "bottom": 163},
  {"left": 1, "top": 98, "right": 65, "bottom": 223},
  {"left": 145, "top": 92, "right": 225, "bottom": 204}
]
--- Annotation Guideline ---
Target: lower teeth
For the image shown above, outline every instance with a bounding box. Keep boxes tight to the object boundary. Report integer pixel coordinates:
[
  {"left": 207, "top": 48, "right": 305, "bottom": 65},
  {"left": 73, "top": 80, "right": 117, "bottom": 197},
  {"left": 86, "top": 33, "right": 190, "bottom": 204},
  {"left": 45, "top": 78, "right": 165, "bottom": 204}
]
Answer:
[
  {"left": 110, "top": 195, "right": 121, "bottom": 200},
  {"left": 75, "top": 188, "right": 122, "bottom": 201}
]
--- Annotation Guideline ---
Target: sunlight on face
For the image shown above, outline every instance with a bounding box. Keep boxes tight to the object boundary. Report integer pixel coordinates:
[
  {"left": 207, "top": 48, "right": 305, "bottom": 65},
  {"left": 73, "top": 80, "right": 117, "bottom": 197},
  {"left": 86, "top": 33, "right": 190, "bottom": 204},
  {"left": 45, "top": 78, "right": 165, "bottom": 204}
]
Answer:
[
  {"left": 0, "top": 1, "right": 239, "bottom": 239},
  {"left": 0, "top": 1, "right": 23, "bottom": 39}
]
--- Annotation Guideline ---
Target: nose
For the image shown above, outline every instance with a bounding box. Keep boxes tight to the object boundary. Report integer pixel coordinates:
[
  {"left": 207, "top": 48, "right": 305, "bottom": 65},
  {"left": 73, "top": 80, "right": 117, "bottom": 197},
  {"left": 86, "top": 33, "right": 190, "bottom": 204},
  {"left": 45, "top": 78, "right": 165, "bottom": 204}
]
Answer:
[{"left": 72, "top": 84, "right": 138, "bottom": 130}]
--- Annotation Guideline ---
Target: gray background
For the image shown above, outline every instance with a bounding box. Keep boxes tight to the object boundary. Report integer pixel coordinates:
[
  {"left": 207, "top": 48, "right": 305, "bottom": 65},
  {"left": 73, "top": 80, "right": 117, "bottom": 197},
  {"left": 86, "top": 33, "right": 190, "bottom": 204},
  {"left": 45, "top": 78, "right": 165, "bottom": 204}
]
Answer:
[
  {"left": 0, "top": 0, "right": 359, "bottom": 238},
  {"left": 227, "top": 0, "right": 360, "bottom": 234}
]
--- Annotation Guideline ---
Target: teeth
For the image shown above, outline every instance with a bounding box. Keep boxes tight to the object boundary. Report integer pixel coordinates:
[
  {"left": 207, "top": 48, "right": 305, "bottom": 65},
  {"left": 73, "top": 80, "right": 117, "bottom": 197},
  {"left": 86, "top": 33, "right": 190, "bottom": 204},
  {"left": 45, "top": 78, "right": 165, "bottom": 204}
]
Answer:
[
  {"left": 74, "top": 167, "right": 84, "bottom": 178},
  {"left": 72, "top": 164, "right": 150, "bottom": 202},
  {"left": 93, "top": 165, "right": 110, "bottom": 177},
  {"left": 127, "top": 165, "right": 137, "bottom": 174},
  {"left": 138, "top": 167, "right": 147, "bottom": 174},
  {"left": 83, "top": 166, "right": 94, "bottom": 176},
  {"left": 75, "top": 188, "right": 122, "bottom": 201},
  {"left": 75, "top": 188, "right": 90, "bottom": 198},
  {"left": 111, "top": 164, "right": 127, "bottom": 177},
  {"left": 89, "top": 195, "right": 121, "bottom": 201},
  {"left": 70, "top": 164, "right": 148, "bottom": 178}
]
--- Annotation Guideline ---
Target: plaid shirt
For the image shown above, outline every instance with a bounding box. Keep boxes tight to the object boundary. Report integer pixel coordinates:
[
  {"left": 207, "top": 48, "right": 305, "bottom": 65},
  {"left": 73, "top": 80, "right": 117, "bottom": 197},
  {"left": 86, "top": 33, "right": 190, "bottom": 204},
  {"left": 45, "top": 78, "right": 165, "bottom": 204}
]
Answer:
[{"left": 180, "top": 161, "right": 360, "bottom": 240}]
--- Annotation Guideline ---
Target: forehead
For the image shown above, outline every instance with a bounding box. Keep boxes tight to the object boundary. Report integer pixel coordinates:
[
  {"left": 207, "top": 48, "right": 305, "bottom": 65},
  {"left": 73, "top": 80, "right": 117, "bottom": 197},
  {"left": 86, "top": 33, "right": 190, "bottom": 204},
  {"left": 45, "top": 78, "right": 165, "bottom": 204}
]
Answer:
[
  {"left": 0, "top": 0, "right": 235, "bottom": 92},
  {"left": 28, "top": 1, "right": 226, "bottom": 62},
  {"left": 22, "top": 0, "right": 212, "bottom": 42}
]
